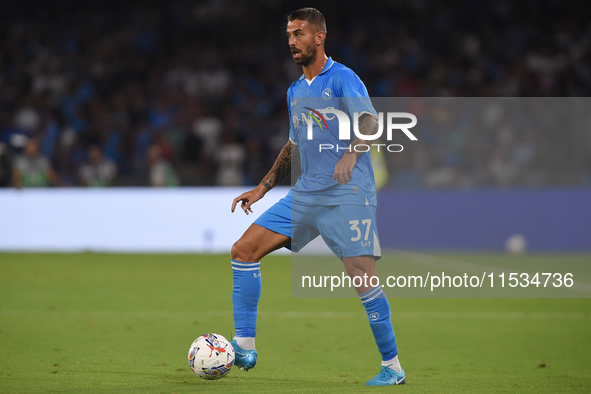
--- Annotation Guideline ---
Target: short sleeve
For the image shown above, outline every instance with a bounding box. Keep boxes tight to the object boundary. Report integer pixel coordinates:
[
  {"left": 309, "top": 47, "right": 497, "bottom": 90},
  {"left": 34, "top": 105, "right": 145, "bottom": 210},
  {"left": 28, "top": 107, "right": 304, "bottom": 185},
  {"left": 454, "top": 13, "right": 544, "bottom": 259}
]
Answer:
[
  {"left": 336, "top": 69, "right": 376, "bottom": 117},
  {"left": 287, "top": 88, "right": 298, "bottom": 145}
]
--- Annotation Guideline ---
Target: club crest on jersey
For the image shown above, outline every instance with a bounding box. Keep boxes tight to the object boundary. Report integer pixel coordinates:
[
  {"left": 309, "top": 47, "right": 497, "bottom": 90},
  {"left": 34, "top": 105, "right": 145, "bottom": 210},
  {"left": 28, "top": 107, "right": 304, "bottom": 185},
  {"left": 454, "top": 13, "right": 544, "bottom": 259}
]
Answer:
[{"left": 322, "top": 88, "right": 333, "bottom": 100}]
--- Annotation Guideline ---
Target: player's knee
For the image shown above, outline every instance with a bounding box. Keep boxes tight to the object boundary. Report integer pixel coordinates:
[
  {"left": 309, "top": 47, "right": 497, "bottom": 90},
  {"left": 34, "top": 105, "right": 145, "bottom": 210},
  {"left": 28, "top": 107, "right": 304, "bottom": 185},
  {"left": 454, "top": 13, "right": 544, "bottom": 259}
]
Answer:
[
  {"left": 230, "top": 241, "right": 243, "bottom": 261},
  {"left": 231, "top": 240, "right": 258, "bottom": 263}
]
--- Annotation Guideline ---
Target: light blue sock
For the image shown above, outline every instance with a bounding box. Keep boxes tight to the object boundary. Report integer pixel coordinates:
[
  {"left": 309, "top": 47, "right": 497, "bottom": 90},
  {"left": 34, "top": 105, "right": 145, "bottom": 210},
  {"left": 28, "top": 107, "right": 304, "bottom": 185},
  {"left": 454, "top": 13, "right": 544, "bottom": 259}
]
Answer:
[
  {"left": 359, "top": 286, "right": 398, "bottom": 361},
  {"left": 232, "top": 260, "right": 261, "bottom": 339}
]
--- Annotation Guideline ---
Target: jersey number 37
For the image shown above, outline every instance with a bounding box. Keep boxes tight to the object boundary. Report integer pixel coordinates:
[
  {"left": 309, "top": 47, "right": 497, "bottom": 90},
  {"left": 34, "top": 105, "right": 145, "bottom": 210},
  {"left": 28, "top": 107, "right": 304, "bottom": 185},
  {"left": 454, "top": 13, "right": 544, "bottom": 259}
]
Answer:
[{"left": 349, "top": 219, "right": 372, "bottom": 242}]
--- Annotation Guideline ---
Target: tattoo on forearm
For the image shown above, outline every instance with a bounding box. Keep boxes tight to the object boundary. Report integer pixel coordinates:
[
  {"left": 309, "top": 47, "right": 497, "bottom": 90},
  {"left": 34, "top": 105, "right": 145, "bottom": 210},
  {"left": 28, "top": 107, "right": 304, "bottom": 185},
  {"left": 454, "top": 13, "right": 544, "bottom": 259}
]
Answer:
[
  {"left": 261, "top": 141, "right": 298, "bottom": 191},
  {"left": 345, "top": 114, "right": 379, "bottom": 155}
]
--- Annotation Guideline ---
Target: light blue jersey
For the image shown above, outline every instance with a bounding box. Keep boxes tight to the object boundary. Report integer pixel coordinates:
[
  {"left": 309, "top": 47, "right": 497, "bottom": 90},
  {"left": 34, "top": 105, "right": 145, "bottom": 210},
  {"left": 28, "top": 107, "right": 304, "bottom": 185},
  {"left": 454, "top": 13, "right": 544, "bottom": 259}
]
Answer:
[
  {"left": 255, "top": 57, "right": 382, "bottom": 259},
  {"left": 288, "top": 57, "right": 377, "bottom": 207}
]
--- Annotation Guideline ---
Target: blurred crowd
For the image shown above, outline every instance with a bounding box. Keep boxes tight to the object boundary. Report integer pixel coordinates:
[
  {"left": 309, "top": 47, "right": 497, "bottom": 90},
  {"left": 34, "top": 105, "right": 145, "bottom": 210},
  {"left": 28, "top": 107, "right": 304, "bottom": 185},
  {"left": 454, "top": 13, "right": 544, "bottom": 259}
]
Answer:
[{"left": 0, "top": 0, "right": 590, "bottom": 189}]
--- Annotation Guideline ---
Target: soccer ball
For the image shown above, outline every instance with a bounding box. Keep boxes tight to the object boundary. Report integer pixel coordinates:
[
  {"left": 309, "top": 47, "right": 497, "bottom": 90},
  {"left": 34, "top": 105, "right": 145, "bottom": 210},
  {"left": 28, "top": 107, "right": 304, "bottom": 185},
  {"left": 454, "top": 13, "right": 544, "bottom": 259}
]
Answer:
[
  {"left": 188, "top": 333, "right": 235, "bottom": 380},
  {"left": 505, "top": 233, "right": 527, "bottom": 254}
]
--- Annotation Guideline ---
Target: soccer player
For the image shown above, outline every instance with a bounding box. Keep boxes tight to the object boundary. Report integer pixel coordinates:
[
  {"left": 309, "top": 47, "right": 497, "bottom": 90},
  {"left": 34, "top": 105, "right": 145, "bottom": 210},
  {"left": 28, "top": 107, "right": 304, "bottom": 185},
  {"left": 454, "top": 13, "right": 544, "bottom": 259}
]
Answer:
[{"left": 230, "top": 8, "right": 405, "bottom": 386}]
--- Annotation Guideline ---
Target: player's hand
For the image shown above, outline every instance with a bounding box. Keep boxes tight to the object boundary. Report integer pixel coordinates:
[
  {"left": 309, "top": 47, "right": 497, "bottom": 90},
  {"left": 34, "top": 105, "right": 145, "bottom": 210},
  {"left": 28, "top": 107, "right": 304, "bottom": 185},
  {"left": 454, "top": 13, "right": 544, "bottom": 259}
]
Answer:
[
  {"left": 333, "top": 153, "right": 357, "bottom": 185},
  {"left": 231, "top": 184, "right": 267, "bottom": 215}
]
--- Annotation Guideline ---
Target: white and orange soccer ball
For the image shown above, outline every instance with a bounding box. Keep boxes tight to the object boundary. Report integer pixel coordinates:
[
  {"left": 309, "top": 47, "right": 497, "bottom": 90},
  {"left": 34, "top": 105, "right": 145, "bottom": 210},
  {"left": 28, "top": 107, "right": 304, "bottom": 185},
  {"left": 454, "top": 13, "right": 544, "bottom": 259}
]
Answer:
[{"left": 188, "top": 333, "right": 235, "bottom": 380}]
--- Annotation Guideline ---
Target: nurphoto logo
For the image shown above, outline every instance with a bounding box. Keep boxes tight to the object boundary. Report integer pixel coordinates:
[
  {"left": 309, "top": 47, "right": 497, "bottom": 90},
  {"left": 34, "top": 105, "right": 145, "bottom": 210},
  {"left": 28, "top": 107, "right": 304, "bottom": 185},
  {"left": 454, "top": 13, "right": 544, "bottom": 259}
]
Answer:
[{"left": 299, "top": 108, "right": 418, "bottom": 153}]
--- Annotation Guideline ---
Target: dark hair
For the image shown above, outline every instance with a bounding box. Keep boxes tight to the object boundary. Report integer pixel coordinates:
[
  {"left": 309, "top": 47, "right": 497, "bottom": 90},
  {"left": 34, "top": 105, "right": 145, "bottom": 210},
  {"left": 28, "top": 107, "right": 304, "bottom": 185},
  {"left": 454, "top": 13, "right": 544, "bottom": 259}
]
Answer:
[{"left": 287, "top": 7, "right": 327, "bottom": 34}]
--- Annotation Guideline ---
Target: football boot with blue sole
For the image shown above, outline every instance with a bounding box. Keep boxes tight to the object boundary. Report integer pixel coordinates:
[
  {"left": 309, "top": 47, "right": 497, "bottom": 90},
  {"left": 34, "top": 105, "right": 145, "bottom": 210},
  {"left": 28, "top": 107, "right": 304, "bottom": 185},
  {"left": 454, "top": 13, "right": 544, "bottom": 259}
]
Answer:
[
  {"left": 230, "top": 339, "right": 257, "bottom": 371},
  {"left": 365, "top": 365, "right": 406, "bottom": 386}
]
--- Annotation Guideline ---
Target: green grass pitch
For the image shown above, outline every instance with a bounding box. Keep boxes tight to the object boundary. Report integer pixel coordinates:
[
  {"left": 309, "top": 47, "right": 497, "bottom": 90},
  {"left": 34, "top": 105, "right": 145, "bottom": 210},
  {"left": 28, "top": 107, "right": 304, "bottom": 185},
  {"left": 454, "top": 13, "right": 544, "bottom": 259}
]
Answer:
[{"left": 1, "top": 252, "right": 590, "bottom": 393}]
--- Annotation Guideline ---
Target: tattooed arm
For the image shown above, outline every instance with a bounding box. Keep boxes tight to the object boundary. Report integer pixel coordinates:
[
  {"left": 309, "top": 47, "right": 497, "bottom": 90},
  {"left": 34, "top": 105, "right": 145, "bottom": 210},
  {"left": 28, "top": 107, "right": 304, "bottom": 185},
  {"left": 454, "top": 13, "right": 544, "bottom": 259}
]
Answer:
[
  {"left": 332, "top": 114, "right": 379, "bottom": 185},
  {"left": 232, "top": 140, "right": 299, "bottom": 215},
  {"left": 261, "top": 140, "right": 299, "bottom": 191}
]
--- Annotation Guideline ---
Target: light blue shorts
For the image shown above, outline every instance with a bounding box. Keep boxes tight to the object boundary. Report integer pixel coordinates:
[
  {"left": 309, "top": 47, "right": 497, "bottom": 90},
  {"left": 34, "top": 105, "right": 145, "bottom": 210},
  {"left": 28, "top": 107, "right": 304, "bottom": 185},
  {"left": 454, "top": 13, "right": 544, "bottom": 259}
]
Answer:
[{"left": 254, "top": 192, "right": 381, "bottom": 260}]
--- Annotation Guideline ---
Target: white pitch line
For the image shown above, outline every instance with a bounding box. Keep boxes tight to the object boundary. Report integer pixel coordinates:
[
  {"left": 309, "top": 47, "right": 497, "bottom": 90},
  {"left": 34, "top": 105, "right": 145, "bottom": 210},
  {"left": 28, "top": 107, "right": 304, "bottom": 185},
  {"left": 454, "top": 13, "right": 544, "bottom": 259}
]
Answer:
[{"left": 0, "top": 310, "right": 588, "bottom": 319}]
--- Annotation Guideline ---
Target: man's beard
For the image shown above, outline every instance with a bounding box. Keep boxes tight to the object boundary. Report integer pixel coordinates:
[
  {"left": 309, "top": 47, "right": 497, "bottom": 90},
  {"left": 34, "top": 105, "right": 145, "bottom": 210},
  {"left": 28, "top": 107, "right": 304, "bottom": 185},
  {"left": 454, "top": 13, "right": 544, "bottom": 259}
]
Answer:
[{"left": 294, "top": 43, "right": 317, "bottom": 66}]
